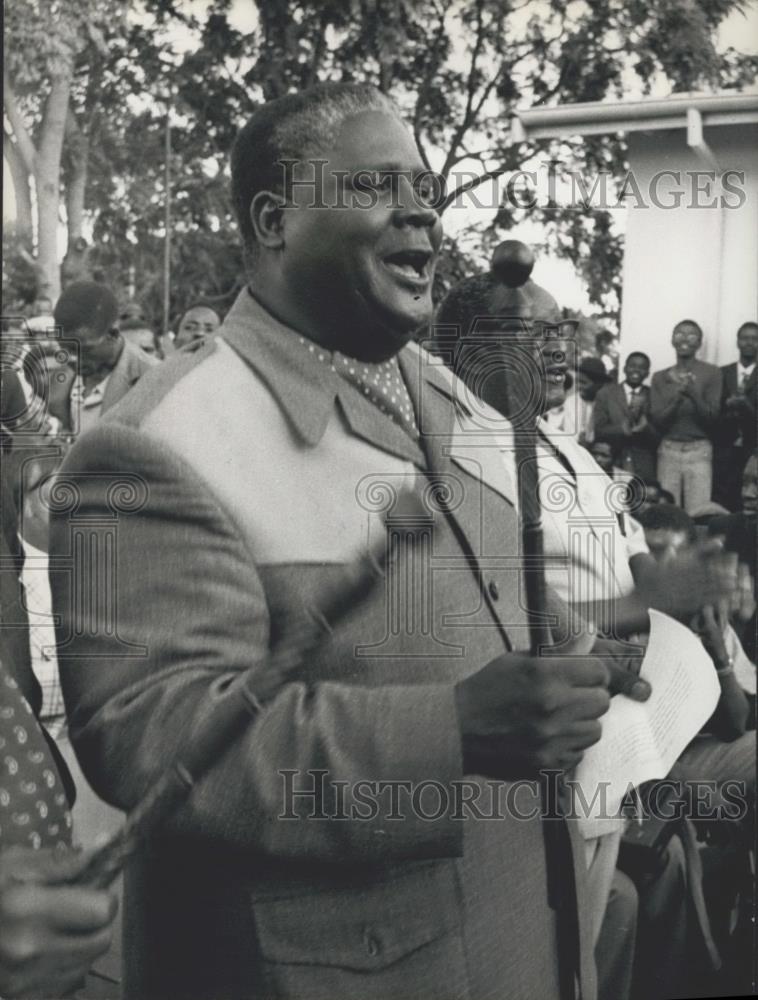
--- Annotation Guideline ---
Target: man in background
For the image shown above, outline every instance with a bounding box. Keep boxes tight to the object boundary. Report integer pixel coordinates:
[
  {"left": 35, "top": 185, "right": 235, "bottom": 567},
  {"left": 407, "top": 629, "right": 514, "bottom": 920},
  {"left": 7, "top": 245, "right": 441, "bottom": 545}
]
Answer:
[
  {"left": 172, "top": 303, "right": 221, "bottom": 350},
  {"left": 593, "top": 352, "right": 657, "bottom": 481},
  {"left": 49, "top": 281, "right": 157, "bottom": 435},
  {"left": 650, "top": 320, "right": 721, "bottom": 513},
  {"left": 713, "top": 321, "right": 758, "bottom": 511}
]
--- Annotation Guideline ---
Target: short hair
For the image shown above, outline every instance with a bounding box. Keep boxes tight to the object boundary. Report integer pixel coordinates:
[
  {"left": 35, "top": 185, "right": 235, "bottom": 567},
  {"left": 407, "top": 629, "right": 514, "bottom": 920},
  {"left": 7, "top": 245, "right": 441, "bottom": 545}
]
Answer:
[
  {"left": 53, "top": 282, "right": 118, "bottom": 338},
  {"left": 595, "top": 330, "right": 615, "bottom": 349},
  {"left": 673, "top": 319, "right": 702, "bottom": 339},
  {"left": 231, "top": 83, "right": 398, "bottom": 258},
  {"left": 737, "top": 321, "right": 758, "bottom": 336},
  {"left": 637, "top": 504, "right": 697, "bottom": 542},
  {"left": 177, "top": 302, "right": 221, "bottom": 327},
  {"left": 625, "top": 351, "right": 650, "bottom": 368}
]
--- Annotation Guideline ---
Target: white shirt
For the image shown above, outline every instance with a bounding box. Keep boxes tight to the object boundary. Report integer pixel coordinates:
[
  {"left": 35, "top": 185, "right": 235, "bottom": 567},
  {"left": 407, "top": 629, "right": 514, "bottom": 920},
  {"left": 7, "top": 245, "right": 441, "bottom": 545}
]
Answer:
[
  {"left": 535, "top": 418, "right": 648, "bottom": 609},
  {"left": 70, "top": 373, "right": 111, "bottom": 436}
]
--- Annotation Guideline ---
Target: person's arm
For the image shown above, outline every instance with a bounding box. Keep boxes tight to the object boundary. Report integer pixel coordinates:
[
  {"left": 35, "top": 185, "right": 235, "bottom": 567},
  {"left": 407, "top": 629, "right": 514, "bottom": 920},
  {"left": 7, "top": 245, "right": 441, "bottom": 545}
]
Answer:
[
  {"left": 695, "top": 605, "right": 749, "bottom": 739},
  {"left": 549, "top": 539, "right": 739, "bottom": 638},
  {"left": 649, "top": 371, "right": 683, "bottom": 431},
  {"left": 52, "top": 423, "right": 467, "bottom": 863},
  {"left": 592, "top": 389, "right": 628, "bottom": 451},
  {"left": 51, "top": 422, "right": 613, "bottom": 862},
  {"left": 685, "top": 366, "right": 723, "bottom": 429}
]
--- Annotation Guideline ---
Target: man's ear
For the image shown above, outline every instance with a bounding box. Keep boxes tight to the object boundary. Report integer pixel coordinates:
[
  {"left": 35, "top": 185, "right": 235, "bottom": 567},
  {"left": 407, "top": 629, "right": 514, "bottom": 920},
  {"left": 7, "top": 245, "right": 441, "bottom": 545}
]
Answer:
[{"left": 250, "top": 190, "right": 287, "bottom": 250}]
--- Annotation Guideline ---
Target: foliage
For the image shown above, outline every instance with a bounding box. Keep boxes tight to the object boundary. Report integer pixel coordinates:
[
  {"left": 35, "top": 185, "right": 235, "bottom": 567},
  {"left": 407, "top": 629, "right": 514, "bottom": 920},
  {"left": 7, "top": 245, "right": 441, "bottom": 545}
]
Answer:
[{"left": 3, "top": 0, "right": 756, "bottom": 329}]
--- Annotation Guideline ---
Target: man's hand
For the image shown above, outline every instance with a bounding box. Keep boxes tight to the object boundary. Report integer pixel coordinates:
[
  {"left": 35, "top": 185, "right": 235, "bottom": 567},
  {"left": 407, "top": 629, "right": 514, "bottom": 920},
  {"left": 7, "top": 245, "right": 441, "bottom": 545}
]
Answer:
[
  {"left": 590, "top": 636, "right": 651, "bottom": 700},
  {"left": 630, "top": 415, "right": 649, "bottom": 434},
  {"left": 637, "top": 539, "right": 738, "bottom": 618},
  {"left": 455, "top": 635, "right": 612, "bottom": 779},
  {"left": 724, "top": 393, "right": 749, "bottom": 411},
  {"left": 0, "top": 846, "right": 117, "bottom": 999}
]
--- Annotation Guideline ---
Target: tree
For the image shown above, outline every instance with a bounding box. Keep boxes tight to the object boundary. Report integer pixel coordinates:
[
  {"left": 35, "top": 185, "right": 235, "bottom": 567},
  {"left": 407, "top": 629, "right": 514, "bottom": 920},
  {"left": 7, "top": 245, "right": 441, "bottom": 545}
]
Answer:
[
  {"left": 4, "top": 0, "right": 125, "bottom": 302},
  {"left": 3, "top": 0, "right": 756, "bottom": 325}
]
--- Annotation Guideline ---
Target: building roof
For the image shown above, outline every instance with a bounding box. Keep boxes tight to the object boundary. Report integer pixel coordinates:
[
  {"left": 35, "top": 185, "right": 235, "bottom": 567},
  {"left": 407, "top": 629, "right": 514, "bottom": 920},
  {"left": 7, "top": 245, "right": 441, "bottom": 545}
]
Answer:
[{"left": 512, "top": 91, "right": 758, "bottom": 141}]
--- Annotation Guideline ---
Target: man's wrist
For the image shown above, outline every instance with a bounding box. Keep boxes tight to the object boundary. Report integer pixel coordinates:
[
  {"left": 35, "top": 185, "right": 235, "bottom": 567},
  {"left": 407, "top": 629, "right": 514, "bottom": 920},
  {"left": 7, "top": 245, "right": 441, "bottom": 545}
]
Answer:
[{"left": 715, "top": 657, "right": 734, "bottom": 676}]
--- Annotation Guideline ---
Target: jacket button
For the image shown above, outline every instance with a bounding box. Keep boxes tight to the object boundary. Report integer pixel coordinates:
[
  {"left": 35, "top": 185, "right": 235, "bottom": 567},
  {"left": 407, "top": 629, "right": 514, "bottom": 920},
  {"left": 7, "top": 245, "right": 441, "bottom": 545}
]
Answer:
[
  {"left": 363, "top": 927, "right": 381, "bottom": 957},
  {"left": 488, "top": 580, "right": 500, "bottom": 601}
]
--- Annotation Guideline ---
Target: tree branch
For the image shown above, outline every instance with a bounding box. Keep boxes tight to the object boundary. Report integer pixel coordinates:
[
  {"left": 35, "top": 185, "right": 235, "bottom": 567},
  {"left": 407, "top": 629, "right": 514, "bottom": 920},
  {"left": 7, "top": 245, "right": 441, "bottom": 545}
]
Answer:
[
  {"left": 3, "top": 71, "right": 37, "bottom": 173},
  {"left": 441, "top": 163, "right": 512, "bottom": 214},
  {"left": 441, "top": 0, "right": 489, "bottom": 178},
  {"left": 3, "top": 126, "right": 33, "bottom": 242}
]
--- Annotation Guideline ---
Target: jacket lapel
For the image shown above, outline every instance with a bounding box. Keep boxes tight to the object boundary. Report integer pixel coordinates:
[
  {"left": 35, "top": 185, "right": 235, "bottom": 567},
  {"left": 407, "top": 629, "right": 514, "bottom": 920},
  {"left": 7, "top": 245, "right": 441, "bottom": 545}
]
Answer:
[
  {"left": 399, "top": 344, "right": 517, "bottom": 563},
  {"left": 613, "top": 382, "right": 630, "bottom": 420}
]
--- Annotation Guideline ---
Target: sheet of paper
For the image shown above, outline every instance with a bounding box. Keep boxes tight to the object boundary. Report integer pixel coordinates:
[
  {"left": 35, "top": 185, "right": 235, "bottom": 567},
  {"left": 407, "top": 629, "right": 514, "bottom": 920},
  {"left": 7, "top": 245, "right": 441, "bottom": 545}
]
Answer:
[{"left": 571, "top": 610, "right": 721, "bottom": 836}]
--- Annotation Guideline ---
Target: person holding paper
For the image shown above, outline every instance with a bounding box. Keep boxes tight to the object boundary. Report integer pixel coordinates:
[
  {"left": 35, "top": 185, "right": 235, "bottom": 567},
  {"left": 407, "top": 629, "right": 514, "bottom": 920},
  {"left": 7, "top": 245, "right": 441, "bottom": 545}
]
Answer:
[{"left": 638, "top": 504, "right": 755, "bottom": 801}]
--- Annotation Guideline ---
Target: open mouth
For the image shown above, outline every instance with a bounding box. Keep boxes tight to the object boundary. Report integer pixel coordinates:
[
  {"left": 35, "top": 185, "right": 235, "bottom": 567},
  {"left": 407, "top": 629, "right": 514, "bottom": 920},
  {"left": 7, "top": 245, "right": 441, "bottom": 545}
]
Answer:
[
  {"left": 544, "top": 365, "right": 568, "bottom": 385},
  {"left": 382, "top": 250, "right": 431, "bottom": 287}
]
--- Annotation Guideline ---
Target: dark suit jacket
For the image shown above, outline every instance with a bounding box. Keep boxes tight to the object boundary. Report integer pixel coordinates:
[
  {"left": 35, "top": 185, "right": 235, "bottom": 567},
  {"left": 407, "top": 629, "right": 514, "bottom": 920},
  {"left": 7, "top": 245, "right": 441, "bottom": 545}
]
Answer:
[
  {"left": 592, "top": 382, "right": 658, "bottom": 481},
  {"left": 48, "top": 338, "right": 157, "bottom": 431},
  {"left": 717, "top": 362, "right": 757, "bottom": 452},
  {"left": 51, "top": 290, "right": 596, "bottom": 1000}
]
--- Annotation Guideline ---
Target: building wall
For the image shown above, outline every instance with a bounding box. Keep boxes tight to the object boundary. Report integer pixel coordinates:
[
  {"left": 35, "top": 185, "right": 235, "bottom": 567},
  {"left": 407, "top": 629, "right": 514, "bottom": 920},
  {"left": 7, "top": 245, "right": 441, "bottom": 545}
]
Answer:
[{"left": 619, "top": 124, "right": 758, "bottom": 373}]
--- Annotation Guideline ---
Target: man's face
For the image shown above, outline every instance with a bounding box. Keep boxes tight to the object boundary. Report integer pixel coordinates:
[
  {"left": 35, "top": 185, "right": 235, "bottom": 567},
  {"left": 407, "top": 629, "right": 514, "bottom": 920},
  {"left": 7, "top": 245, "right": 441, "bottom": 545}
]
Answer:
[
  {"left": 672, "top": 322, "right": 701, "bottom": 359},
  {"left": 122, "top": 327, "right": 157, "bottom": 357},
  {"left": 74, "top": 325, "right": 122, "bottom": 376},
  {"left": 590, "top": 442, "right": 614, "bottom": 474},
  {"left": 280, "top": 110, "right": 443, "bottom": 361},
  {"left": 576, "top": 372, "right": 599, "bottom": 401},
  {"left": 737, "top": 326, "right": 758, "bottom": 364},
  {"left": 644, "top": 527, "right": 689, "bottom": 563},
  {"left": 175, "top": 307, "right": 220, "bottom": 349},
  {"left": 624, "top": 356, "right": 649, "bottom": 387},
  {"left": 535, "top": 333, "right": 573, "bottom": 413},
  {"left": 742, "top": 456, "right": 758, "bottom": 514}
]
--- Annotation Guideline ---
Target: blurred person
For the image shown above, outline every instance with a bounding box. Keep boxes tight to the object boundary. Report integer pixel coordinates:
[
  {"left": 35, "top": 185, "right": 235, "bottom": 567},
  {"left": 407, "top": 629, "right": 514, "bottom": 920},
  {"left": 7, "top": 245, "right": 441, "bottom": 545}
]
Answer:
[
  {"left": 0, "top": 453, "right": 118, "bottom": 999},
  {"left": 650, "top": 320, "right": 721, "bottom": 513},
  {"left": 638, "top": 504, "right": 755, "bottom": 773},
  {"left": 595, "top": 330, "right": 619, "bottom": 381},
  {"left": 708, "top": 452, "right": 758, "bottom": 665},
  {"left": 636, "top": 480, "right": 675, "bottom": 517},
  {"left": 120, "top": 318, "right": 161, "bottom": 359},
  {"left": 593, "top": 352, "right": 658, "bottom": 481},
  {"left": 172, "top": 303, "right": 221, "bottom": 349},
  {"left": 19, "top": 283, "right": 156, "bottom": 556},
  {"left": 49, "top": 281, "right": 157, "bottom": 435},
  {"left": 713, "top": 321, "right": 758, "bottom": 511},
  {"left": 559, "top": 356, "right": 608, "bottom": 445}
]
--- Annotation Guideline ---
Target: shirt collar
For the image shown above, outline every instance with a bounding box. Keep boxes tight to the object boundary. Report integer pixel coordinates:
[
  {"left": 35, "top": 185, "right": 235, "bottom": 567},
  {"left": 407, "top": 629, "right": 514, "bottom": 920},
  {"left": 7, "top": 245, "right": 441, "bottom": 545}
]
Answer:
[
  {"left": 219, "top": 287, "right": 340, "bottom": 446},
  {"left": 738, "top": 361, "right": 756, "bottom": 377},
  {"left": 218, "top": 287, "right": 445, "bottom": 466}
]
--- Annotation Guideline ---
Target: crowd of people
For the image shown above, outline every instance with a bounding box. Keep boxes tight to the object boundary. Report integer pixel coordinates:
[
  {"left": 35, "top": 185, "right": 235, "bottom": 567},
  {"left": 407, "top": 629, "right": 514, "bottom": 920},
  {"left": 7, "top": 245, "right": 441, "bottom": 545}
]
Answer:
[
  {"left": 0, "top": 82, "right": 755, "bottom": 1000},
  {"left": 552, "top": 319, "right": 758, "bottom": 519}
]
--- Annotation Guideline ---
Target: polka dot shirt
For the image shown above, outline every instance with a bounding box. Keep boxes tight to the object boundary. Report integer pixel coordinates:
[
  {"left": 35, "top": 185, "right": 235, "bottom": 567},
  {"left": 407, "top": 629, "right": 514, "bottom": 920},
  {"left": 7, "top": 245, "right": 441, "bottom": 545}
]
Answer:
[
  {"left": 0, "top": 663, "right": 72, "bottom": 850},
  {"left": 298, "top": 337, "right": 419, "bottom": 441}
]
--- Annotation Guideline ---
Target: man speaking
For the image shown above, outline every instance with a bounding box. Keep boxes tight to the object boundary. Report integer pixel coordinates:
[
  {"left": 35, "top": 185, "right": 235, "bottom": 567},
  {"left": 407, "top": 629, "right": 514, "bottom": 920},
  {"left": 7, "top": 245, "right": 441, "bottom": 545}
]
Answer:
[{"left": 52, "top": 84, "right": 622, "bottom": 1000}]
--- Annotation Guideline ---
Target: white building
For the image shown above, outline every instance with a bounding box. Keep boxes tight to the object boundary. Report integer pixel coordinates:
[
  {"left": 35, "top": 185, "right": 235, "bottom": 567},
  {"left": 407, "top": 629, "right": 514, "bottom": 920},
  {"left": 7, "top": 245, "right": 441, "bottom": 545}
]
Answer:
[{"left": 514, "top": 92, "right": 758, "bottom": 371}]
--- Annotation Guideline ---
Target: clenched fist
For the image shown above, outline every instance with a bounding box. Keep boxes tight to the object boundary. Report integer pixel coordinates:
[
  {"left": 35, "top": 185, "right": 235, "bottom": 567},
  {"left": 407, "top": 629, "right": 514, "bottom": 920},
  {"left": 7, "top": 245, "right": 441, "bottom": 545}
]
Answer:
[{"left": 455, "top": 635, "right": 614, "bottom": 779}]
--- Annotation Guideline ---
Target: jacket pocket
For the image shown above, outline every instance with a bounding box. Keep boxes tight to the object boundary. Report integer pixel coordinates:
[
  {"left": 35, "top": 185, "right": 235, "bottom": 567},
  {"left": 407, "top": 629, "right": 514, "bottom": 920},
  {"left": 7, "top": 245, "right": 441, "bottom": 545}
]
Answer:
[{"left": 252, "top": 862, "right": 461, "bottom": 972}]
